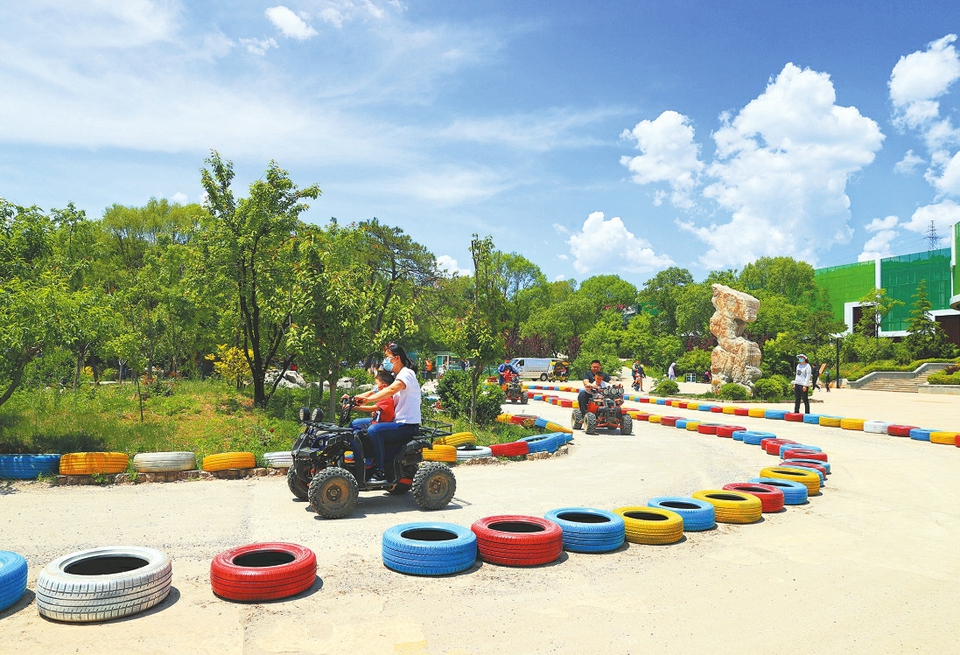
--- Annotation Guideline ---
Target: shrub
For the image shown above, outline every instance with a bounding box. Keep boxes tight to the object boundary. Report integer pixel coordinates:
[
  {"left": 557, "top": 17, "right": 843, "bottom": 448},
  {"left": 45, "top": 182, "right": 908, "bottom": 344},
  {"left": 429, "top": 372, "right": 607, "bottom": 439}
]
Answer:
[
  {"left": 473, "top": 383, "right": 506, "bottom": 425},
  {"left": 928, "top": 371, "right": 960, "bottom": 385},
  {"left": 435, "top": 370, "right": 504, "bottom": 425},
  {"left": 753, "top": 378, "right": 786, "bottom": 400},
  {"left": 718, "top": 383, "right": 749, "bottom": 400},
  {"left": 651, "top": 379, "right": 679, "bottom": 397},
  {"left": 677, "top": 349, "right": 712, "bottom": 376}
]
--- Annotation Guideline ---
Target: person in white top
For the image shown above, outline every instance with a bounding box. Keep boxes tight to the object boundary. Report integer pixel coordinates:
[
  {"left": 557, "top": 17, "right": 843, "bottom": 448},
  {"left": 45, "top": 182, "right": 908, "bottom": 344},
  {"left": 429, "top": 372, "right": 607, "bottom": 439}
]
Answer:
[
  {"left": 793, "top": 353, "right": 813, "bottom": 414},
  {"left": 353, "top": 342, "right": 421, "bottom": 483}
]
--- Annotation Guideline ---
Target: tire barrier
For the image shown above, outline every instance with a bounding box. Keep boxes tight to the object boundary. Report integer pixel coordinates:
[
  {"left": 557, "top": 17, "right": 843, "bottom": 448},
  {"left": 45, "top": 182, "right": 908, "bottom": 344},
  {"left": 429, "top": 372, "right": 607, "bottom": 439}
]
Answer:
[
  {"left": 716, "top": 425, "right": 746, "bottom": 438},
  {"left": 739, "top": 430, "right": 777, "bottom": 446},
  {"left": 698, "top": 405, "right": 715, "bottom": 412},
  {"left": 750, "top": 477, "right": 808, "bottom": 504},
  {"left": 382, "top": 523, "right": 477, "bottom": 576},
  {"left": 781, "top": 448, "right": 827, "bottom": 462},
  {"left": 909, "top": 428, "right": 934, "bottom": 442},
  {"left": 59, "top": 452, "right": 129, "bottom": 476},
  {"left": 471, "top": 515, "right": 564, "bottom": 566},
  {"left": 0, "top": 454, "right": 61, "bottom": 479},
  {"left": 697, "top": 423, "right": 720, "bottom": 435},
  {"left": 732, "top": 429, "right": 746, "bottom": 441},
  {"left": 36, "top": 546, "right": 172, "bottom": 622},
  {"left": 863, "top": 420, "right": 891, "bottom": 434},
  {"left": 778, "top": 444, "right": 822, "bottom": 457},
  {"left": 781, "top": 460, "right": 829, "bottom": 477},
  {"left": 675, "top": 419, "right": 688, "bottom": 429},
  {"left": 685, "top": 421, "right": 701, "bottom": 432},
  {"left": 133, "top": 451, "right": 197, "bottom": 473},
  {"left": 759, "top": 467, "right": 820, "bottom": 495},
  {"left": 782, "top": 458, "right": 831, "bottom": 474},
  {"left": 722, "top": 406, "right": 738, "bottom": 415},
  {"left": 785, "top": 412, "right": 804, "bottom": 422},
  {"left": 748, "top": 408, "right": 767, "bottom": 418},
  {"left": 436, "top": 432, "right": 476, "bottom": 447},
  {"left": 648, "top": 415, "right": 663, "bottom": 423},
  {"left": 0, "top": 550, "right": 28, "bottom": 613},
  {"left": 456, "top": 446, "right": 493, "bottom": 460},
  {"left": 734, "top": 408, "right": 750, "bottom": 416},
  {"left": 761, "top": 438, "right": 797, "bottom": 455},
  {"left": 202, "top": 452, "right": 256, "bottom": 472},
  {"left": 818, "top": 416, "right": 842, "bottom": 428},
  {"left": 887, "top": 424, "right": 917, "bottom": 437},
  {"left": 691, "top": 490, "right": 763, "bottom": 524},
  {"left": 519, "top": 434, "right": 563, "bottom": 454},
  {"left": 660, "top": 416, "right": 682, "bottom": 427},
  {"left": 710, "top": 406, "right": 725, "bottom": 414},
  {"left": 262, "top": 451, "right": 293, "bottom": 468},
  {"left": 211, "top": 542, "right": 316, "bottom": 601},
  {"left": 544, "top": 507, "right": 625, "bottom": 553},
  {"left": 615, "top": 507, "right": 685, "bottom": 545},
  {"left": 840, "top": 418, "right": 865, "bottom": 431},
  {"left": 777, "top": 462, "right": 825, "bottom": 484},
  {"left": 802, "top": 414, "right": 823, "bottom": 424},
  {"left": 646, "top": 497, "right": 716, "bottom": 531},
  {"left": 489, "top": 441, "right": 530, "bottom": 457},
  {"left": 721, "top": 482, "right": 785, "bottom": 513},
  {"left": 423, "top": 445, "right": 458, "bottom": 462},
  {"left": 764, "top": 409, "right": 787, "bottom": 420},
  {"left": 930, "top": 431, "right": 959, "bottom": 445}
]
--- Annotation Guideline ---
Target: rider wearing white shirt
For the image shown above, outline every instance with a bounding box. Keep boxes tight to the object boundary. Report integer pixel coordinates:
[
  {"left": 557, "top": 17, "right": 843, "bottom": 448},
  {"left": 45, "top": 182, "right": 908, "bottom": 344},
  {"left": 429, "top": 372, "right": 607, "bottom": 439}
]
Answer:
[{"left": 793, "top": 354, "right": 813, "bottom": 414}]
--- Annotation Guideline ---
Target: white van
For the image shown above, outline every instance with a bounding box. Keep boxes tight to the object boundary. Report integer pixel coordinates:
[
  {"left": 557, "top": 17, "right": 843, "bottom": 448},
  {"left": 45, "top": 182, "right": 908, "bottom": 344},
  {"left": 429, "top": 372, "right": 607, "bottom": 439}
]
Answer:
[{"left": 509, "top": 357, "right": 555, "bottom": 381}]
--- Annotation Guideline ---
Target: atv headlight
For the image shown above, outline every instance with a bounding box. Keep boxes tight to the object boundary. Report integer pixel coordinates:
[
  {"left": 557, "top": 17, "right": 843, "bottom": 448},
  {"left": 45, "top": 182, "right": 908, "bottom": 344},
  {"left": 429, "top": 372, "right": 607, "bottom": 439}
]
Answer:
[{"left": 311, "top": 407, "right": 323, "bottom": 422}]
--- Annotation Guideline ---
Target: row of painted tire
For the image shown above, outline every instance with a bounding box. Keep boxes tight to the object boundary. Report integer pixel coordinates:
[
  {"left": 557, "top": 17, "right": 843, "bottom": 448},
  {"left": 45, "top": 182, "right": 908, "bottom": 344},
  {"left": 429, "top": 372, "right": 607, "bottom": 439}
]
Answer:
[
  {"left": 0, "top": 542, "right": 318, "bottom": 621},
  {"left": 381, "top": 470, "right": 825, "bottom": 577},
  {"left": 0, "top": 450, "right": 295, "bottom": 479},
  {"left": 495, "top": 413, "right": 573, "bottom": 433},
  {"left": 424, "top": 432, "right": 573, "bottom": 462}
]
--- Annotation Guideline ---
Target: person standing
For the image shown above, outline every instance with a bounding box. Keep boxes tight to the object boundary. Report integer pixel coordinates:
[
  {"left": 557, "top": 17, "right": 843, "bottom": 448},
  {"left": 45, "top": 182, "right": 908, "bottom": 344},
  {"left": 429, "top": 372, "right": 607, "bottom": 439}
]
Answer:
[
  {"left": 668, "top": 362, "right": 677, "bottom": 381},
  {"left": 793, "top": 354, "right": 813, "bottom": 414},
  {"left": 424, "top": 357, "right": 434, "bottom": 381},
  {"left": 577, "top": 360, "right": 610, "bottom": 411}
]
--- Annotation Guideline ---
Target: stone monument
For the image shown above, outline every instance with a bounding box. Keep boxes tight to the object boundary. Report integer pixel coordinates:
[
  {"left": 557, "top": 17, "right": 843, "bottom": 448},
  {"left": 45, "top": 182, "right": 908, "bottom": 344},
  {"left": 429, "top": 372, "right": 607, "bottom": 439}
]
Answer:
[{"left": 709, "top": 284, "right": 762, "bottom": 394}]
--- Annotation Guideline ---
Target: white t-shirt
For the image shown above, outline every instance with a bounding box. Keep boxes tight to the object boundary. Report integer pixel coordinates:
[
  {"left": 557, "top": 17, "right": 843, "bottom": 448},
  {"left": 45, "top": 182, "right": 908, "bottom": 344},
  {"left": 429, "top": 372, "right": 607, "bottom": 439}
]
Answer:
[
  {"left": 393, "top": 366, "right": 421, "bottom": 424},
  {"left": 793, "top": 363, "right": 813, "bottom": 387}
]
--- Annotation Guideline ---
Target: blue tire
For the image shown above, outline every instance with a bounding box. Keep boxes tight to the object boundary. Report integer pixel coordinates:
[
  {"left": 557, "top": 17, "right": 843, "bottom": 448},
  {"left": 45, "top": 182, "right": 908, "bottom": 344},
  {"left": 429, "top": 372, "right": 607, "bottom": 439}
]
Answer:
[
  {"left": 740, "top": 430, "right": 776, "bottom": 445},
  {"left": 764, "top": 409, "right": 787, "bottom": 420},
  {"left": 698, "top": 405, "right": 714, "bottom": 412},
  {"left": 676, "top": 419, "right": 688, "bottom": 429},
  {"left": 544, "top": 507, "right": 625, "bottom": 553},
  {"left": 656, "top": 399, "right": 667, "bottom": 405},
  {"left": 520, "top": 434, "right": 562, "bottom": 453},
  {"left": 802, "top": 414, "right": 822, "bottom": 424},
  {"left": 782, "top": 458, "right": 831, "bottom": 474},
  {"left": 779, "top": 444, "right": 823, "bottom": 457},
  {"left": 909, "top": 428, "right": 934, "bottom": 441},
  {"left": 0, "top": 551, "right": 28, "bottom": 613},
  {"left": 534, "top": 418, "right": 549, "bottom": 428},
  {"left": 0, "top": 454, "right": 61, "bottom": 480},
  {"left": 732, "top": 430, "right": 746, "bottom": 441},
  {"left": 382, "top": 523, "right": 477, "bottom": 576},
  {"left": 647, "top": 496, "right": 716, "bottom": 531},
  {"left": 750, "top": 477, "right": 807, "bottom": 504}
]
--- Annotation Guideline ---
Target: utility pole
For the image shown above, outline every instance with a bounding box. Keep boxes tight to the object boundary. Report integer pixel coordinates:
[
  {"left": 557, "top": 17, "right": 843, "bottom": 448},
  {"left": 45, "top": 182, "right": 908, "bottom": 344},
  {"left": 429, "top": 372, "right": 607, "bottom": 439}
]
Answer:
[{"left": 926, "top": 220, "right": 941, "bottom": 250}]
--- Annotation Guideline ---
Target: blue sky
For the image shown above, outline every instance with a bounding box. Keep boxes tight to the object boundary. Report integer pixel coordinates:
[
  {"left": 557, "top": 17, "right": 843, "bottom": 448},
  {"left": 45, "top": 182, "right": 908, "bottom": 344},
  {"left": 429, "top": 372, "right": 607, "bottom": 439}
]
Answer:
[{"left": 3, "top": 2, "right": 960, "bottom": 285}]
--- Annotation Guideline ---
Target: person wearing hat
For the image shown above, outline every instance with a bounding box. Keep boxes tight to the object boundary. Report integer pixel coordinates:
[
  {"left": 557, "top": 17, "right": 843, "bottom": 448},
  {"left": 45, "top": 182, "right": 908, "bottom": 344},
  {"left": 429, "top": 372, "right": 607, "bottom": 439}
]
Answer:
[{"left": 793, "top": 354, "right": 813, "bottom": 414}]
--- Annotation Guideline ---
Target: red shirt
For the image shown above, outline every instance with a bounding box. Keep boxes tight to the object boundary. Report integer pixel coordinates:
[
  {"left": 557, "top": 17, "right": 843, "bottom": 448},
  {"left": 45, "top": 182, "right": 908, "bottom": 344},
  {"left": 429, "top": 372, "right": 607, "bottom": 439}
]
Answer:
[{"left": 373, "top": 397, "right": 396, "bottom": 424}]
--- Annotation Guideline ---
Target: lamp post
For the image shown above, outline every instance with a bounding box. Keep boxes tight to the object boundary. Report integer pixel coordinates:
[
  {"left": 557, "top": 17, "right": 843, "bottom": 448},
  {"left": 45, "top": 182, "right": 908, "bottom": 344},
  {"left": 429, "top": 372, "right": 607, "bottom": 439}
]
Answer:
[{"left": 834, "top": 334, "right": 842, "bottom": 389}]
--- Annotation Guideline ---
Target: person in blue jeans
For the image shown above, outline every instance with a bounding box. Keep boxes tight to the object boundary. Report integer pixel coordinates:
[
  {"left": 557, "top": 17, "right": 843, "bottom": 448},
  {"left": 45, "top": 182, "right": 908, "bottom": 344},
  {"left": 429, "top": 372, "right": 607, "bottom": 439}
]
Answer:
[{"left": 352, "top": 342, "right": 421, "bottom": 482}]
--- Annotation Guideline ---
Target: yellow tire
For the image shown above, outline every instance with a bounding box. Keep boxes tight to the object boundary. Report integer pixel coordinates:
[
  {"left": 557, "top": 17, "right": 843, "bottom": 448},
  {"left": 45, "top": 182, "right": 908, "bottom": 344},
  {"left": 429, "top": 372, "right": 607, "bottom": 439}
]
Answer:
[
  {"left": 685, "top": 421, "right": 700, "bottom": 431},
  {"left": 687, "top": 402, "right": 700, "bottom": 410},
  {"left": 202, "top": 451, "right": 255, "bottom": 472},
  {"left": 435, "top": 432, "right": 475, "bottom": 447},
  {"left": 759, "top": 466, "right": 821, "bottom": 495},
  {"left": 615, "top": 506, "right": 684, "bottom": 545},
  {"left": 840, "top": 418, "right": 865, "bottom": 430},
  {"left": 722, "top": 406, "right": 737, "bottom": 415},
  {"left": 423, "top": 444, "right": 457, "bottom": 462},
  {"left": 496, "top": 414, "right": 511, "bottom": 424},
  {"left": 59, "top": 452, "right": 129, "bottom": 476},
  {"left": 748, "top": 408, "right": 766, "bottom": 418},
  {"left": 544, "top": 421, "right": 573, "bottom": 434},
  {"left": 930, "top": 431, "right": 958, "bottom": 445},
  {"left": 648, "top": 415, "right": 662, "bottom": 424},
  {"left": 692, "top": 489, "right": 762, "bottom": 524},
  {"left": 819, "top": 416, "right": 842, "bottom": 428}
]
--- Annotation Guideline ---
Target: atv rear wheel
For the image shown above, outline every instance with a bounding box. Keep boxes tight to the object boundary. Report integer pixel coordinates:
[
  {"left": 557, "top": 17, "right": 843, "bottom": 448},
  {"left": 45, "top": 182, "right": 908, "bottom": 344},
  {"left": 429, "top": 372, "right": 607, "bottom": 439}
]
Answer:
[
  {"left": 412, "top": 462, "right": 456, "bottom": 510},
  {"left": 308, "top": 467, "right": 359, "bottom": 519},
  {"left": 287, "top": 467, "right": 308, "bottom": 500},
  {"left": 620, "top": 413, "right": 633, "bottom": 435},
  {"left": 572, "top": 409, "right": 583, "bottom": 430},
  {"left": 520, "top": 394, "right": 528, "bottom": 404},
  {"left": 585, "top": 412, "right": 597, "bottom": 435}
]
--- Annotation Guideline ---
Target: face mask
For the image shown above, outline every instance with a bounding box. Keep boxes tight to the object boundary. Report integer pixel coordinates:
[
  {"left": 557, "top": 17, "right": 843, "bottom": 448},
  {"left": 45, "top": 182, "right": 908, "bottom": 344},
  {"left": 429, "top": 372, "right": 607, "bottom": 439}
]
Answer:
[{"left": 382, "top": 357, "right": 394, "bottom": 372}]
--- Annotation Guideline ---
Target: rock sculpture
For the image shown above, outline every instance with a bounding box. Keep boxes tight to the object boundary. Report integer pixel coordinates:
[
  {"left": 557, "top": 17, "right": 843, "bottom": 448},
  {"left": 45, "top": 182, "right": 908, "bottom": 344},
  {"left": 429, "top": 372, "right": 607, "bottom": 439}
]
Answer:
[{"left": 709, "top": 284, "right": 762, "bottom": 394}]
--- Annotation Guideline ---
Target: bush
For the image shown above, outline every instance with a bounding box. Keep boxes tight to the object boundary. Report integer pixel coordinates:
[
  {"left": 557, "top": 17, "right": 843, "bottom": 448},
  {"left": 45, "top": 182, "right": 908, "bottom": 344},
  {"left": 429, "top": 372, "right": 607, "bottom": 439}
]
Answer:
[
  {"left": 677, "top": 349, "right": 712, "bottom": 376},
  {"left": 753, "top": 378, "right": 787, "bottom": 400},
  {"left": 718, "top": 383, "right": 749, "bottom": 400},
  {"left": 928, "top": 371, "right": 960, "bottom": 385},
  {"left": 473, "top": 383, "right": 506, "bottom": 425},
  {"left": 651, "top": 379, "right": 679, "bottom": 397},
  {"left": 435, "top": 370, "right": 504, "bottom": 425}
]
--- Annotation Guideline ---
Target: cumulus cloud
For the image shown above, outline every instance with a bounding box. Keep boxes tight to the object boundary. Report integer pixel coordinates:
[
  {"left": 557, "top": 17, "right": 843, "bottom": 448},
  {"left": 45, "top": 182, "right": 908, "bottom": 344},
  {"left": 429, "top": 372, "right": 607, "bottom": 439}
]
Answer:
[
  {"left": 435, "top": 254, "right": 471, "bottom": 277},
  {"left": 620, "top": 110, "right": 703, "bottom": 209},
  {"left": 566, "top": 211, "right": 673, "bottom": 275},
  {"left": 894, "top": 149, "right": 925, "bottom": 174},
  {"left": 239, "top": 37, "right": 278, "bottom": 55},
  {"left": 902, "top": 200, "right": 960, "bottom": 236},
  {"left": 675, "top": 63, "right": 883, "bottom": 268},
  {"left": 266, "top": 6, "right": 318, "bottom": 40},
  {"left": 171, "top": 192, "right": 189, "bottom": 205},
  {"left": 858, "top": 215, "right": 899, "bottom": 261}
]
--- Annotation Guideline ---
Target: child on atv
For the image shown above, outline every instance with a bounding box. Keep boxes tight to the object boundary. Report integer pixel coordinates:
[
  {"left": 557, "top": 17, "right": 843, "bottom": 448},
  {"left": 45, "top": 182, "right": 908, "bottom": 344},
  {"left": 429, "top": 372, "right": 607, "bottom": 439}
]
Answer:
[{"left": 348, "top": 369, "right": 396, "bottom": 432}]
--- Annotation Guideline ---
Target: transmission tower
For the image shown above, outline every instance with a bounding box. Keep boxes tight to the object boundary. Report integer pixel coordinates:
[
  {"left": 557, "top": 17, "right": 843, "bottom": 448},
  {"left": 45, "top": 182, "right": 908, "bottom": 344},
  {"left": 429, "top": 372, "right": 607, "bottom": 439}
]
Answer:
[{"left": 926, "top": 220, "right": 941, "bottom": 250}]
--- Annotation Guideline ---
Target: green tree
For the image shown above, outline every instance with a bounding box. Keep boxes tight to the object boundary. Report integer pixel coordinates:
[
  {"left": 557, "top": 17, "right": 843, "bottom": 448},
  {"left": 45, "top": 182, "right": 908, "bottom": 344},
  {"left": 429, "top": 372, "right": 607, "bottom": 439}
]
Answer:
[
  {"left": 737, "top": 257, "right": 818, "bottom": 306},
  {"left": 577, "top": 275, "right": 638, "bottom": 314},
  {"left": 198, "top": 151, "right": 320, "bottom": 408},
  {"left": 904, "top": 279, "right": 954, "bottom": 359},
  {"left": 638, "top": 267, "right": 694, "bottom": 335},
  {"left": 855, "top": 287, "right": 903, "bottom": 344}
]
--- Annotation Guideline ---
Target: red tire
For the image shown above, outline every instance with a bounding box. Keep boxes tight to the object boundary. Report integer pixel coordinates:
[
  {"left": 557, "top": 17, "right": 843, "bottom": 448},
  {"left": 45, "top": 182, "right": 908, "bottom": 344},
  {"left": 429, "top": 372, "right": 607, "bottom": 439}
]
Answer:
[
  {"left": 660, "top": 416, "right": 681, "bottom": 427},
  {"left": 716, "top": 425, "right": 746, "bottom": 438},
  {"left": 471, "top": 515, "right": 563, "bottom": 566},
  {"left": 782, "top": 448, "right": 827, "bottom": 461},
  {"left": 762, "top": 438, "right": 797, "bottom": 455},
  {"left": 722, "top": 482, "right": 785, "bottom": 512},
  {"left": 210, "top": 543, "right": 316, "bottom": 601},
  {"left": 489, "top": 441, "right": 530, "bottom": 457},
  {"left": 780, "top": 460, "right": 827, "bottom": 476},
  {"left": 785, "top": 412, "right": 804, "bottom": 422},
  {"left": 697, "top": 424, "right": 719, "bottom": 435},
  {"left": 887, "top": 424, "right": 917, "bottom": 437},
  {"left": 710, "top": 406, "right": 724, "bottom": 413},
  {"left": 677, "top": 402, "right": 688, "bottom": 409},
  {"left": 734, "top": 408, "right": 750, "bottom": 416}
]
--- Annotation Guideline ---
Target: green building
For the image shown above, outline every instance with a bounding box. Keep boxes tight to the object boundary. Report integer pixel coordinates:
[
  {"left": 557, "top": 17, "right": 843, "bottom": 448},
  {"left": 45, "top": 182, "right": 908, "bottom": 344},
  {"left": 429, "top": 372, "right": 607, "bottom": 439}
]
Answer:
[{"left": 814, "top": 221, "right": 960, "bottom": 345}]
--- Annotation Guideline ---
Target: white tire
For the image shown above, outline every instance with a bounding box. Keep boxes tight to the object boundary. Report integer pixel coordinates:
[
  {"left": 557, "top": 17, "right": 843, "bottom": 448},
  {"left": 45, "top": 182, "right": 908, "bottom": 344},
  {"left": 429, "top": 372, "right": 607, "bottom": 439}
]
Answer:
[
  {"left": 36, "top": 546, "right": 172, "bottom": 622},
  {"left": 863, "top": 420, "right": 891, "bottom": 434},
  {"left": 132, "top": 452, "right": 196, "bottom": 473},
  {"left": 263, "top": 451, "right": 293, "bottom": 468},
  {"left": 455, "top": 446, "right": 493, "bottom": 460}
]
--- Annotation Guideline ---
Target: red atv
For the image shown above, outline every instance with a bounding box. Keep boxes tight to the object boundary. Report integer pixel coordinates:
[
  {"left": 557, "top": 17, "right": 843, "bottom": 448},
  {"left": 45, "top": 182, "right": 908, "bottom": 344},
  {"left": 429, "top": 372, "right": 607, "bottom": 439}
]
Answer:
[
  {"left": 571, "top": 384, "right": 632, "bottom": 435},
  {"left": 502, "top": 371, "right": 527, "bottom": 404}
]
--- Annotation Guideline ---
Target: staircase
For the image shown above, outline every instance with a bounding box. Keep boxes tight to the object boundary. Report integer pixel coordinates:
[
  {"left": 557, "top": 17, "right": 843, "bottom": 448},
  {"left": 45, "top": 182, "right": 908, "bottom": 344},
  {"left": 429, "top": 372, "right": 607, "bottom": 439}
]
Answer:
[{"left": 845, "top": 363, "right": 954, "bottom": 393}]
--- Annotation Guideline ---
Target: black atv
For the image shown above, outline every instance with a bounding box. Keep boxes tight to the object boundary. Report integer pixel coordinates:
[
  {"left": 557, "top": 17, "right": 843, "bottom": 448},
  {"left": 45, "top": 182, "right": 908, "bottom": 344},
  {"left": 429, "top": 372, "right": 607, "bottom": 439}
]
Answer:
[
  {"left": 503, "top": 374, "right": 527, "bottom": 404},
  {"left": 571, "top": 384, "right": 632, "bottom": 435},
  {"left": 286, "top": 402, "right": 457, "bottom": 519}
]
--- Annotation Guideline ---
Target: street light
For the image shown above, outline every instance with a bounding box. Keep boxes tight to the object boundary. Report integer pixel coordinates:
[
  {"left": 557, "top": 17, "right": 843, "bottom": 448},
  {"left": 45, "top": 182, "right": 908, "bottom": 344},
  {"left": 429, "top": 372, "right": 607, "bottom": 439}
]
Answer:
[{"left": 831, "top": 333, "right": 843, "bottom": 389}]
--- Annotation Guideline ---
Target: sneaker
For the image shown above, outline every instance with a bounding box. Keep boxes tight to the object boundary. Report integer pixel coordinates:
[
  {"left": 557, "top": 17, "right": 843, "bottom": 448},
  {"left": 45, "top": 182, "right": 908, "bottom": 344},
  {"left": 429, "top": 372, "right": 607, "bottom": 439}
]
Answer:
[{"left": 368, "top": 471, "right": 387, "bottom": 483}]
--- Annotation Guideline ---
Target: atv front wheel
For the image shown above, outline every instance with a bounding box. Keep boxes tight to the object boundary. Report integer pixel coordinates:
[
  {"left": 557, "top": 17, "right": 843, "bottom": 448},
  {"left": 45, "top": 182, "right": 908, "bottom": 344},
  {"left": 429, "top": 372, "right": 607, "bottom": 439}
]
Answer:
[
  {"left": 412, "top": 462, "right": 456, "bottom": 510},
  {"left": 308, "top": 467, "right": 359, "bottom": 519},
  {"left": 572, "top": 409, "right": 583, "bottom": 430},
  {"left": 520, "top": 394, "right": 528, "bottom": 405},
  {"left": 585, "top": 412, "right": 597, "bottom": 435},
  {"left": 287, "top": 467, "right": 308, "bottom": 500},
  {"left": 620, "top": 413, "right": 633, "bottom": 435}
]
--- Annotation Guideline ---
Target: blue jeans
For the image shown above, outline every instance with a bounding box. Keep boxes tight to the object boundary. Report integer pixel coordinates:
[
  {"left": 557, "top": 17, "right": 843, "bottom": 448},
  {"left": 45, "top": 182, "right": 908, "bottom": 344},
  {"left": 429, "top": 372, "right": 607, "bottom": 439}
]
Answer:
[
  {"left": 366, "top": 422, "right": 420, "bottom": 472},
  {"left": 350, "top": 418, "right": 372, "bottom": 432}
]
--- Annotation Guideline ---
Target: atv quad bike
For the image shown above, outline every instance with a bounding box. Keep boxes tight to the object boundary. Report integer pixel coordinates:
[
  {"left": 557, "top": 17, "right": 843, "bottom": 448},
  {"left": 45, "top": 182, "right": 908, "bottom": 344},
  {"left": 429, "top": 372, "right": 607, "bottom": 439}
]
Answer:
[
  {"left": 286, "top": 402, "right": 457, "bottom": 519},
  {"left": 571, "top": 384, "right": 632, "bottom": 435},
  {"left": 502, "top": 371, "right": 527, "bottom": 404}
]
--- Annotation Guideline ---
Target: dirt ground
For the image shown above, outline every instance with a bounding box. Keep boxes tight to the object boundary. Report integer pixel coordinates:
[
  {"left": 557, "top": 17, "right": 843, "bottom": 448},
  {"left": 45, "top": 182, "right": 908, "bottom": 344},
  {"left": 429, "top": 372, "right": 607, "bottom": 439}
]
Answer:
[{"left": 2, "top": 384, "right": 959, "bottom": 654}]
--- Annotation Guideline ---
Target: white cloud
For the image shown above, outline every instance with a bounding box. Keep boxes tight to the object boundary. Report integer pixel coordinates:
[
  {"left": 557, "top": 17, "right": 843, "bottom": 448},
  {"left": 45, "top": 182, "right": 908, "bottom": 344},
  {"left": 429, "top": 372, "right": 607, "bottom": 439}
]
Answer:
[
  {"left": 566, "top": 211, "right": 673, "bottom": 275},
  {"left": 239, "top": 37, "right": 278, "bottom": 55},
  {"left": 266, "top": 6, "right": 318, "bottom": 41},
  {"left": 435, "top": 254, "right": 470, "bottom": 277},
  {"left": 865, "top": 215, "right": 899, "bottom": 232},
  {"left": 679, "top": 63, "right": 882, "bottom": 268},
  {"left": 381, "top": 166, "right": 516, "bottom": 206},
  {"left": 858, "top": 215, "right": 899, "bottom": 261},
  {"left": 889, "top": 34, "right": 960, "bottom": 150},
  {"left": 894, "top": 150, "right": 925, "bottom": 174},
  {"left": 171, "top": 192, "right": 189, "bottom": 204},
  {"left": 902, "top": 200, "right": 960, "bottom": 235},
  {"left": 316, "top": 0, "right": 398, "bottom": 29},
  {"left": 925, "top": 149, "right": 960, "bottom": 196},
  {"left": 620, "top": 110, "right": 703, "bottom": 209}
]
